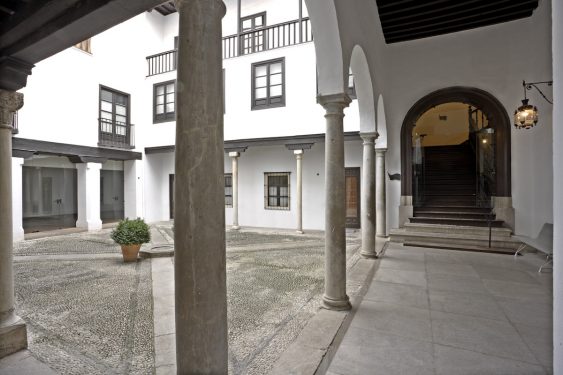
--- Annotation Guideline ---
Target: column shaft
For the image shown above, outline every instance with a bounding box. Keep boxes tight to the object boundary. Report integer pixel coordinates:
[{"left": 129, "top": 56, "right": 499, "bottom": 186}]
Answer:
[
  {"left": 12, "top": 158, "right": 24, "bottom": 242},
  {"left": 230, "top": 153, "right": 240, "bottom": 230},
  {"left": 75, "top": 163, "right": 103, "bottom": 231},
  {"left": 295, "top": 150, "right": 304, "bottom": 233},
  {"left": 376, "top": 149, "right": 387, "bottom": 237},
  {"left": 319, "top": 94, "right": 351, "bottom": 311},
  {"left": 360, "top": 133, "right": 377, "bottom": 258},
  {"left": 174, "top": 0, "right": 228, "bottom": 373},
  {"left": 0, "top": 89, "right": 27, "bottom": 358}
]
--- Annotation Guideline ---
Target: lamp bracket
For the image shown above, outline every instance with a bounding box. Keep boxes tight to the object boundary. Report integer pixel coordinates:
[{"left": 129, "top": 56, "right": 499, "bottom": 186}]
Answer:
[{"left": 523, "top": 80, "right": 553, "bottom": 104}]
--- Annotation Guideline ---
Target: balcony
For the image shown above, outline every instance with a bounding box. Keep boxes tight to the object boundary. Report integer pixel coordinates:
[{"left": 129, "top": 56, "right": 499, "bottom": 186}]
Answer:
[
  {"left": 11, "top": 112, "right": 18, "bottom": 135},
  {"left": 147, "top": 17, "right": 313, "bottom": 77},
  {"left": 98, "top": 118, "right": 135, "bottom": 149}
]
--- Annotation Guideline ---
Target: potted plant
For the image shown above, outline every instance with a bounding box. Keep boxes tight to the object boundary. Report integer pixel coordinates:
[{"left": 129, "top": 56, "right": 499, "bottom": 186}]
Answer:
[{"left": 110, "top": 218, "right": 151, "bottom": 262}]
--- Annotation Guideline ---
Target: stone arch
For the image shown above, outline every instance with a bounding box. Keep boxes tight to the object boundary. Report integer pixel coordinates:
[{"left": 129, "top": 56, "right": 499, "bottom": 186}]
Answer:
[
  {"left": 400, "top": 87, "right": 512, "bottom": 198},
  {"left": 349, "top": 45, "right": 376, "bottom": 133},
  {"left": 303, "top": 0, "right": 346, "bottom": 95}
]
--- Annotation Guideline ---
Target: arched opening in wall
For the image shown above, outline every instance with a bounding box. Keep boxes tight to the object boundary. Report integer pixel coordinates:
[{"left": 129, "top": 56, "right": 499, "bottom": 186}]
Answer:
[
  {"left": 401, "top": 88, "right": 512, "bottom": 226},
  {"left": 346, "top": 45, "right": 376, "bottom": 228}
]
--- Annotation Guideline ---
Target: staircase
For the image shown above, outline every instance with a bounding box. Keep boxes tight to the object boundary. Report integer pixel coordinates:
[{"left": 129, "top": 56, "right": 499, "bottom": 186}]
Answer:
[{"left": 391, "top": 143, "right": 519, "bottom": 253}]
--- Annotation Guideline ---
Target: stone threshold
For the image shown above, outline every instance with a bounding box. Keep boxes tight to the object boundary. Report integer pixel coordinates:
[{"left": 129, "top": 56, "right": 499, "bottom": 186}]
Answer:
[{"left": 269, "top": 239, "right": 387, "bottom": 375}]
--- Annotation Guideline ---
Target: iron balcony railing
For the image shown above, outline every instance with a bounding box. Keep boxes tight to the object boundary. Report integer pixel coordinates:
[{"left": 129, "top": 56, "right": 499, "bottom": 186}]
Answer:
[
  {"left": 98, "top": 118, "right": 135, "bottom": 149},
  {"left": 146, "top": 17, "right": 313, "bottom": 76},
  {"left": 11, "top": 112, "right": 18, "bottom": 134}
]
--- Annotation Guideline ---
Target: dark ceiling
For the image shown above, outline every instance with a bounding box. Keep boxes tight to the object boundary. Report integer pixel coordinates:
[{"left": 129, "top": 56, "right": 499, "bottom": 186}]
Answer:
[
  {"left": 0, "top": 0, "right": 164, "bottom": 91},
  {"left": 376, "top": 0, "right": 540, "bottom": 44},
  {"left": 154, "top": 1, "right": 177, "bottom": 16}
]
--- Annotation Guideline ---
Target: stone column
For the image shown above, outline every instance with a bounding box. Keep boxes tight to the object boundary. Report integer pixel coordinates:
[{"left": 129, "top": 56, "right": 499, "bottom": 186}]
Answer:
[
  {"left": 295, "top": 149, "right": 304, "bottom": 234},
  {"left": 12, "top": 158, "right": 25, "bottom": 242},
  {"left": 318, "top": 93, "right": 352, "bottom": 311},
  {"left": 229, "top": 152, "right": 240, "bottom": 230},
  {"left": 0, "top": 89, "right": 27, "bottom": 358},
  {"left": 376, "top": 149, "right": 387, "bottom": 237},
  {"left": 75, "top": 162, "right": 103, "bottom": 231},
  {"left": 174, "top": 0, "right": 228, "bottom": 373},
  {"left": 360, "top": 133, "right": 377, "bottom": 258}
]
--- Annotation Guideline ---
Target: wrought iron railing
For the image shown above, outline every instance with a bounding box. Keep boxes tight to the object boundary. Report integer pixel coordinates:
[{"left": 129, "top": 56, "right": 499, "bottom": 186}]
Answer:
[
  {"left": 146, "top": 17, "right": 313, "bottom": 76},
  {"left": 98, "top": 118, "right": 135, "bottom": 149},
  {"left": 11, "top": 112, "right": 18, "bottom": 134}
]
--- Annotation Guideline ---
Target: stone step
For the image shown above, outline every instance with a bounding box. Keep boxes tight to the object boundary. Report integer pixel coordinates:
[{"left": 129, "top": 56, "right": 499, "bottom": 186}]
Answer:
[
  {"left": 403, "top": 222, "right": 512, "bottom": 237},
  {"left": 395, "top": 240, "right": 516, "bottom": 255},
  {"left": 389, "top": 228, "right": 520, "bottom": 251},
  {"left": 409, "top": 216, "right": 504, "bottom": 227},
  {"left": 415, "top": 206, "right": 491, "bottom": 213},
  {"left": 412, "top": 211, "right": 493, "bottom": 220}
]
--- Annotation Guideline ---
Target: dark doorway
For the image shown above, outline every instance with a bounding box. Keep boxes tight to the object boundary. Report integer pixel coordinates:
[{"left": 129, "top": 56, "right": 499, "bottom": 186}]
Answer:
[
  {"left": 345, "top": 167, "right": 361, "bottom": 228},
  {"left": 100, "top": 169, "right": 124, "bottom": 223},
  {"left": 23, "top": 165, "right": 78, "bottom": 233}
]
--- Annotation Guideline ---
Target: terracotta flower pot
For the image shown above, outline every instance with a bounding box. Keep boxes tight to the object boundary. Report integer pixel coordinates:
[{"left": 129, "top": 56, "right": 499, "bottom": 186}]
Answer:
[{"left": 121, "top": 244, "right": 141, "bottom": 262}]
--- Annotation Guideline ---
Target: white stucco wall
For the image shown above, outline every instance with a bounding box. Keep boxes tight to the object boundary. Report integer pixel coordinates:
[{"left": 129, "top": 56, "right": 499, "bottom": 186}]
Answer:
[
  {"left": 144, "top": 139, "right": 362, "bottom": 230},
  {"left": 379, "top": 0, "right": 553, "bottom": 237}
]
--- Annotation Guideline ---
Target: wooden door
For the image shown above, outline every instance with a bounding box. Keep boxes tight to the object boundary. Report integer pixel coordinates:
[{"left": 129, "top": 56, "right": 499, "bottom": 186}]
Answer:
[{"left": 345, "top": 167, "right": 360, "bottom": 228}]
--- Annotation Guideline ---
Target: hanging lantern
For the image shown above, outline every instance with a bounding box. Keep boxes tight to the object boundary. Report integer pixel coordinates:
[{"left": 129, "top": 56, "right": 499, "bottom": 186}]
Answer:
[{"left": 514, "top": 99, "right": 538, "bottom": 129}]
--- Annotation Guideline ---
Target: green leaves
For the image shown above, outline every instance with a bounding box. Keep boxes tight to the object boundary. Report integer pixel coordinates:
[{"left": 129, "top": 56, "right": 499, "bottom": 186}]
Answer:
[{"left": 110, "top": 218, "right": 151, "bottom": 245}]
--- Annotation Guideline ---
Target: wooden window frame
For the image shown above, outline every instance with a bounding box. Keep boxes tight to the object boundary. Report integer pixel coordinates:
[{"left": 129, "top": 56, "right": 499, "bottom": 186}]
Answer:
[
  {"left": 153, "top": 80, "right": 176, "bottom": 123},
  {"left": 251, "top": 57, "right": 285, "bottom": 110},
  {"left": 225, "top": 173, "right": 233, "bottom": 207},
  {"left": 264, "top": 172, "right": 290, "bottom": 210}
]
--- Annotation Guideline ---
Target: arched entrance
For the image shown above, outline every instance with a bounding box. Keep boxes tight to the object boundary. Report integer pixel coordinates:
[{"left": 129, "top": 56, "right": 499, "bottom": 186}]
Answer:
[{"left": 400, "top": 87, "right": 512, "bottom": 227}]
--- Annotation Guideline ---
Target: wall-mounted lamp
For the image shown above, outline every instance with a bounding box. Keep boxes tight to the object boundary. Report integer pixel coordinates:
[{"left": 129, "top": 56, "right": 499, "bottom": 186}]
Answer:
[{"left": 514, "top": 80, "right": 553, "bottom": 129}]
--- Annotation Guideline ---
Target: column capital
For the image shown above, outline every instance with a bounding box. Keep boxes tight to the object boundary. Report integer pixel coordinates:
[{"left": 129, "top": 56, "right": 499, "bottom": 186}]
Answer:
[
  {"left": 317, "top": 93, "right": 351, "bottom": 115},
  {"left": 360, "top": 132, "right": 379, "bottom": 144},
  {"left": 376, "top": 148, "right": 388, "bottom": 154},
  {"left": 174, "top": 0, "right": 226, "bottom": 17},
  {"left": 286, "top": 143, "right": 313, "bottom": 151},
  {"left": 228, "top": 151, "right": 240, "bottom": 158},
  {"left": 0, "top": 90, "right": 23, "bottom": 129}
]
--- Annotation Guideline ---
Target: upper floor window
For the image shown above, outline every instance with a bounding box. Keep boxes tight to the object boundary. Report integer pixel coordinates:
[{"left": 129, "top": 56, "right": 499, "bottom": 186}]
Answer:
[
  {"left": 154, "top": 81, "right": 176, "bottom": 123},
  {"left": 240, "top": 12, "right": 266, "bottom": 54},
  {"left": 99, "top": 86, "right": 131, "bottom": 148},
  {"left": 252, "top": 58, "right": 285, "bottom": 110},
  {"left": 264, "top": 172, "right": 290, "bottom": 210},
  {"left": 74, "top": 39, "right": 91, "bottom": 54}
]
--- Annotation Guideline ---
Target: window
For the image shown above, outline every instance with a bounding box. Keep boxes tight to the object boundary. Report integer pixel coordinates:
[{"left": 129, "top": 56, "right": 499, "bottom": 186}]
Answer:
[
  {"left": 99, "top": 86, "right": 130, "bottom": 146},
  {"left": 154, "top": 81, "right": 176, "bottom": 123},
  {"left": 264, "top": 172, "right": 290, "bottom": 210},
  {"left": 74, "top": 39, "right": 91, "bottom": 54},
  {"left": 252, "top": 58, "right": 285, "bottom": 110},
  {"left": 240, "top": 12, "right": 266, "bottom": 54},
  {"left": 225, "top": 174, "right": 233, "bottom": 207}
]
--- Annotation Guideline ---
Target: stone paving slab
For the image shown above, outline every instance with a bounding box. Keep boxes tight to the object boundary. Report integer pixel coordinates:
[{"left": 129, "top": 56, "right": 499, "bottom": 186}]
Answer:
[{"left": 327, "top": 242, "right": 554, "bottom": 375}]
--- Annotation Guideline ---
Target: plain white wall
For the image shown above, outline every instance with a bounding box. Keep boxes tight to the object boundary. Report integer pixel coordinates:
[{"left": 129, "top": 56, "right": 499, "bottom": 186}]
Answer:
[
  {"left": 380, "top": 0, "right": 553, "bottom": 237},
  {"left": 145, "top": 139, "right": 362, "bottom": 230}
]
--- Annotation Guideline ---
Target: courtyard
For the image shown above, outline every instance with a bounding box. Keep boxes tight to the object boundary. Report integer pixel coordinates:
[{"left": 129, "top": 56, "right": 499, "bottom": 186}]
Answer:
[{"left": 6, "top": 224, "right": 361, "bottom": 375}]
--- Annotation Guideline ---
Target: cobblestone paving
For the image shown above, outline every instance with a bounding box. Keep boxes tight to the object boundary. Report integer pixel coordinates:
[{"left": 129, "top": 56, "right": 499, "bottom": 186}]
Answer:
[{"left": 13, "top": 226, "right": 361, "bottom": 375}]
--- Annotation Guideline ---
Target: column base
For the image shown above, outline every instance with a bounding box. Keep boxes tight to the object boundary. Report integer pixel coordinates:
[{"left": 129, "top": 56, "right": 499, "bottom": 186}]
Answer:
[
  {"left": 13, "top": 228, "right": 25, "bottom": 242},
  {"left": 76, "top": 220, "right": 103, "bottom": 231},
  {"left": 230, "top": 226, "right": 240, "bottom": 231},
  {"left": 296, "top": 230, "right": 304, "bottom": 234},
  {"left": 360, "top": 249, "right": 379, "bottom": 259},
  {"left": 322, "top": 295, "right": 352, "bottom": 311},
  {"left": 0, "top": 315, "right": 27, "bottom": 359}
]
